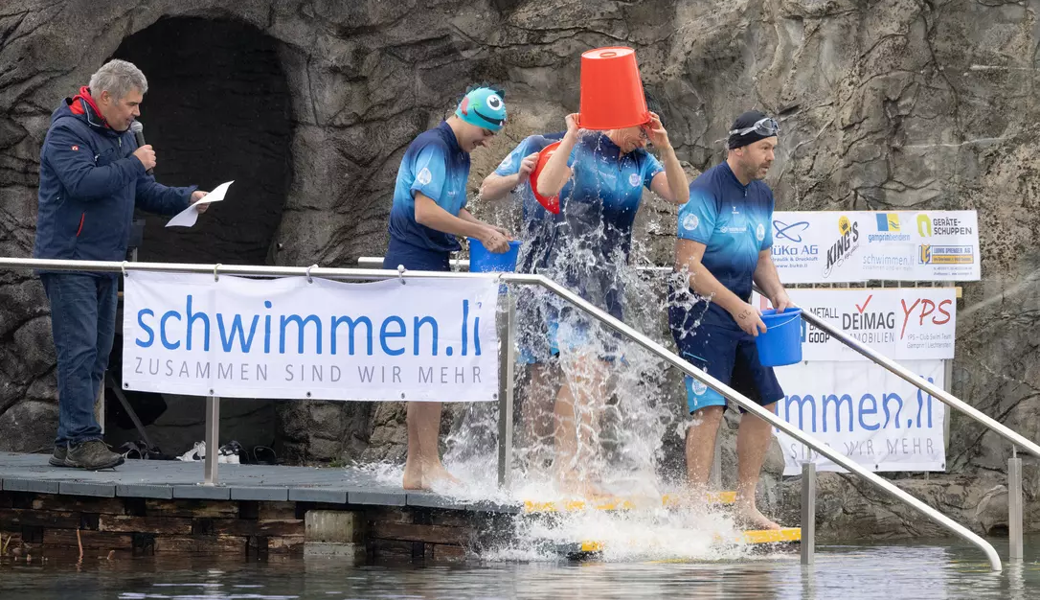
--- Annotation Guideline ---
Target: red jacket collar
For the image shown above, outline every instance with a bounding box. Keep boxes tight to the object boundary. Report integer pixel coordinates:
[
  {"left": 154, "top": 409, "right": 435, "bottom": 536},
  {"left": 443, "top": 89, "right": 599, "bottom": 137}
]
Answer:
[{"left": 68, "top": 86, "right": 111, "bottom": 129}]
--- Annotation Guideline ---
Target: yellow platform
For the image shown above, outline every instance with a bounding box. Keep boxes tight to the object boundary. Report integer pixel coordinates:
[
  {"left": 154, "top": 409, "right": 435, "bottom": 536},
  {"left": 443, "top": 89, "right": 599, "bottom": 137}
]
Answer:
[
  {"left": 563, "top": 528, "right": 801, "bottom": 557},
  {"left": 524, "top": 491, "right": 737, "bottom": 513}
]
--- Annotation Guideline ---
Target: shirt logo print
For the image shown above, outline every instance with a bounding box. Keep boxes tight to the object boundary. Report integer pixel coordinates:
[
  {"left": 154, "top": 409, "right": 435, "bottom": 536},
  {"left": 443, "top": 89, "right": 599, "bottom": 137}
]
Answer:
[
  {"left": 416, "top": 167, "right": 433, "bottom": 186},
  {"left": 756, "top": 223, "right": 766, "bottom": 242},
  {"left": 682, "top": 213, "right": 700, "bottom": 231},
  {"left": 628, "top": 173, "right": 641, "bottom": 187}
]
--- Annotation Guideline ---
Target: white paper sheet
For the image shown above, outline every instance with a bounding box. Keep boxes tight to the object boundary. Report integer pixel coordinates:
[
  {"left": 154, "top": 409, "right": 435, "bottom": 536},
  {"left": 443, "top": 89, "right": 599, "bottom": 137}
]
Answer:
[{"left": 165, "top": 180, "right": 234, "bottom": 228}]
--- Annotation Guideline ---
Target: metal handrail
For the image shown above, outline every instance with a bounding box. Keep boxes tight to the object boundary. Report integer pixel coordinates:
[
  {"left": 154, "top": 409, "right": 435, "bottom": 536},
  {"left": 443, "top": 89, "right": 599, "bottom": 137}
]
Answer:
[
  {"left": 364, "top": 256, "right": 1038, "bottom": 451},
  {"left": 797, "top": 304, "right": 1040, "bottom": 458},
  {"left": 0, "top": 256, "right": 1002, "bottom": 571}
]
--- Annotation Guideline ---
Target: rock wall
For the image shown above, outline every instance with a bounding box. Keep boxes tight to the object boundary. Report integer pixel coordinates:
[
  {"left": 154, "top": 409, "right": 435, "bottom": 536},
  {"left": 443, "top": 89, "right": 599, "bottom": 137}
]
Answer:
[{"left": 2, "top": 0, "right": 1039, "bottom": 539}]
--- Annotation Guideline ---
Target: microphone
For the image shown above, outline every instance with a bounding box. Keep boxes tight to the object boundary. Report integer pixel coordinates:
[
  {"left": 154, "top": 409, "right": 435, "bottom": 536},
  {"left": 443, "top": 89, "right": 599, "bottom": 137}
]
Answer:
[{"left": 130, "top": 121, "right": 153, "bottom": 175}]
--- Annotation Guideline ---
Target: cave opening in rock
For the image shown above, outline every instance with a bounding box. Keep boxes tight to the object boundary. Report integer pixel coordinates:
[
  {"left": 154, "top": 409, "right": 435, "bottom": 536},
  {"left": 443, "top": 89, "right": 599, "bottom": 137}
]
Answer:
[
  {"left": 101, "top": 17, "right": 293, "bottom": 454},
  {"left": 111, "top": 16, "right": 293, "bottom": 265}
]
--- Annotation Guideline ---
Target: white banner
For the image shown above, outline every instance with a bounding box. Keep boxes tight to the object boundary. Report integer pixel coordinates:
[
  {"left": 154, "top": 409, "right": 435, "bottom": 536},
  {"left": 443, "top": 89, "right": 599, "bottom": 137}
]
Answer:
[
  {"left": 754, "top": 287, "right": 957, "bottom": 361},
  {"left": 775, "top": 360, "right": 946, "bottom": 474},
  {"left": 122, "top": 272, "right": 501, "bottom": 402},
  {"left": 771, "top": 211, "right": 980, "bottom": 283}
]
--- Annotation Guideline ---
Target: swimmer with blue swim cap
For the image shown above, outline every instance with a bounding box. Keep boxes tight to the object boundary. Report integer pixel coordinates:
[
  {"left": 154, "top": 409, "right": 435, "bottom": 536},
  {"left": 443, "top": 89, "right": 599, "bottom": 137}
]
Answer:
[
  {"left": 383, "top": 84, "right": 513, "bottom": 491},
  {"left": 448, "top": 86, "right": 507, "bottom": 152},
  {"left": 456, "top": 86, "right": 507, "bottom": 132}
]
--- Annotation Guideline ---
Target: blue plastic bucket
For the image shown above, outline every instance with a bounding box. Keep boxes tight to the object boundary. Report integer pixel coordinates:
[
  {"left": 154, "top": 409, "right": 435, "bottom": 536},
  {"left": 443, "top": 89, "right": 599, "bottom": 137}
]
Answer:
[
  {"left": 755, "top": 307, "right": 803, "bottom": 367},
  {"left": 468, "top": 238, "right": 521, "bottom": 273}
]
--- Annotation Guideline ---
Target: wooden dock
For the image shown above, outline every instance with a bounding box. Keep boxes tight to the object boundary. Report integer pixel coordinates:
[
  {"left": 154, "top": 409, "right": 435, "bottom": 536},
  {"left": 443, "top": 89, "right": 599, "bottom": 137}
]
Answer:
[{"left": 0, "top": 452, "right": 798, "bottom": 562}]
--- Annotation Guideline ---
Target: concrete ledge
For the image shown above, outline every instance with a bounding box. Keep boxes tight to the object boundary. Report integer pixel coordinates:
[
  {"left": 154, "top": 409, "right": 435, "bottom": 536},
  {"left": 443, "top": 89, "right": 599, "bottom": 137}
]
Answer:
[
  {"left": 304, "top": 541, "right": 365, "bottom": 560},
  {"left": 289, "top": 488, "right": 346, "bottom": 503},
  {"left": 305, "top": 510, "right": 364, "bottom": 544},
  {"left": 59, "top": 482, "right": 115, "bottom": 498},
  {"left": 172, "top": 485, "right": 231, "bottom": 500},
  {"left": 116, "top": 484, "right": 174, "bottom": 499},
  {"left": 231, "top": 486, "right": 289, "bottom": 502},
  {"left": 3, "top": 478, "right": 60, "bottom": 494},
  {"left": 348, "top": 490, "right": 406, "bottom": 506}
]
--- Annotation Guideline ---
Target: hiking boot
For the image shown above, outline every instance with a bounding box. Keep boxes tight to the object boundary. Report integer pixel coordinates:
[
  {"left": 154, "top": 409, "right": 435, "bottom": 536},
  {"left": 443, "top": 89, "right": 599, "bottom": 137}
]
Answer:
[
  {"left": 64, "top": 440, "right": 124, "bottom": 470},
  {"left": 49, "top": 445, "right": 68, "bottom": 467}
]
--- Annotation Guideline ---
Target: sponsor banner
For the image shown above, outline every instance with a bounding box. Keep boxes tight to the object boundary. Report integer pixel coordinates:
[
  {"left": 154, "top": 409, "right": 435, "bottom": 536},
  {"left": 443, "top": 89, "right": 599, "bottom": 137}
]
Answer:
[
  {"left": 771, "top": 211, "right": 980, "bottom": 283},
  {"left": 122, "top": 272, "right": 501, "bottom": 402},
  {"left": 775, "top": 360, "right": 946, "bottom": 474},
  {"left": 753, "top": 287, "right": 957, "bottom": 361}
]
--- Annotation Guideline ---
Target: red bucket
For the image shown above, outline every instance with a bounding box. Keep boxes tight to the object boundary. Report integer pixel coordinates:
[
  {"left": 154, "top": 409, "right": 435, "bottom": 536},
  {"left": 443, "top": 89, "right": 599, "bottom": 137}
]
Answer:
[
  {"left": 529, "top": 140, "right": 562, "bottom": 214},
  {"left": 578, "top": 47, "right": 650, "bottom": 130}
]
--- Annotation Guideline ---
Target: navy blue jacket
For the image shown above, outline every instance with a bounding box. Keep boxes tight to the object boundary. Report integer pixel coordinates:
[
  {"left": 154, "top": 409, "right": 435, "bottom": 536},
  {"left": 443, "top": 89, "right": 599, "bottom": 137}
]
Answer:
[{"left": 33, "top": 94, "right": 195, "bottom": 266}]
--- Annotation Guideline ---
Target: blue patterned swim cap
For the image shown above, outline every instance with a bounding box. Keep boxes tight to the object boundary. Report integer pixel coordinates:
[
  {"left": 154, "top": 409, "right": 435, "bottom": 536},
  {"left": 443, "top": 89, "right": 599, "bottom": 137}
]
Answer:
[{"left": 455, "top": 87, "right": 507, "bottom": 132}]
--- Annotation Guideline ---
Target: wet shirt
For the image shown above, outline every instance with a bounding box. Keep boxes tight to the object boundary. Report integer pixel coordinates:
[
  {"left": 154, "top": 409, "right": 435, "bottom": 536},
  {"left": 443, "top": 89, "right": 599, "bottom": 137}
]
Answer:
[
  {"left": 529, "top": 132, "right": 663, "bottom": 319},
  {"left": 675, "top": 161, "right": 775, "bottom": 326},
  {"left": 492, "top": 132, "right": 565, "bottom": 272},
  {"left": 388, "top": 121, "right": 470, "bottom": 253}
]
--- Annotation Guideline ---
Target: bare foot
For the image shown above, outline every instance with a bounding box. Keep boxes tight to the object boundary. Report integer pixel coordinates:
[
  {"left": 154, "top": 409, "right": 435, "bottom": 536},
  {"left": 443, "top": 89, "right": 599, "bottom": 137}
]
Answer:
[
  {"left": 402, "top": 462, "right": 460, "bottom": 491},
  {"left": 427, "top": 464, "right": 461, "bottom": 487},
  {"left": 402, "top": 464, "right": 426, "bottom": 490},
  {"left": 735, "top": 504, "right": 782, "bottom": 530}
]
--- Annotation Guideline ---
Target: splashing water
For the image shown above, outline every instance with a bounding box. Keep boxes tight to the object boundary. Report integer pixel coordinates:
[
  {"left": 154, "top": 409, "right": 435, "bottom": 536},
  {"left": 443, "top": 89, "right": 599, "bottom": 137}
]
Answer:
[{"left": 391, "top": 131, "right": 749, "bottom": 562}]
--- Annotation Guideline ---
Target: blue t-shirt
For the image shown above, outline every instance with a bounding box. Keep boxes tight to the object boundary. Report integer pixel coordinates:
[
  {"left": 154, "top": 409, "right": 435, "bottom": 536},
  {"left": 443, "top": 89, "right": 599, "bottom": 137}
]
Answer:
[
  {"left": 554, "top": 133, "right": 664, "bottom": 260},
  {"left": 542, "top": 132, "right": 664, "bottom": 315},
  {"left": 493, "top": 132, "right": 565, "bottom": 273},
  {"left": 387, "top": 121, "right": 470, "bottom": 252},
  {"left": 676, "top": 161, "right": 775, "bottom": 326}
]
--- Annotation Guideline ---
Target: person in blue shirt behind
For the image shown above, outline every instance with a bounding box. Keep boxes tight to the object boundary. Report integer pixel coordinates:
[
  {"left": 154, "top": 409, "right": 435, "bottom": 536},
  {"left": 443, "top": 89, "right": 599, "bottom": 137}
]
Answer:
[
  {"left": 668, "top": 110, "right": 793, "bottom": 530},
  {"left": 383, "top": 86, "right": 513, "bottom": 491},
  {"left": 534, "top": 107, "right": 690, "bottom": 496},
  {"left": 480, "top": 131, "right": 565, "bottom": 467}
]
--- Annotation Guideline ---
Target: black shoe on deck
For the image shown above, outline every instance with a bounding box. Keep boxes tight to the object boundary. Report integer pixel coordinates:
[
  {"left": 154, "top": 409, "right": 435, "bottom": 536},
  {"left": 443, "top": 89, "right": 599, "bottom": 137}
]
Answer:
[
  {"left": 64, "top": 440, "right": 124, "bottom": 470},
  {"left": 48, "top": 445, "right": 68, "bottom": 467}
]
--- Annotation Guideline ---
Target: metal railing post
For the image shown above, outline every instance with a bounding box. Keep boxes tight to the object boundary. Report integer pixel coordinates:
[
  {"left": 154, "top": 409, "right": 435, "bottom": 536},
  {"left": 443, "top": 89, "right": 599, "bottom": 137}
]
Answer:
[
  {"left": 204, "top": 396, "right": 220, "bottom": 486},
  {"left": 801, "top": 462, "right": 816, "bottom": 565},
  {"left": 497, "top": 286, "right": 516, "bottom": 490},
  {"left": 1009, "top": 449, "right": 1023, "bottom": 562}
]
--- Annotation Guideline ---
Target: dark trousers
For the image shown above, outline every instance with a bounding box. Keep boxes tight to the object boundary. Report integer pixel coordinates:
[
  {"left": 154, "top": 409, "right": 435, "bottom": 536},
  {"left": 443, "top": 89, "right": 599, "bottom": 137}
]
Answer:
[{"left": 40, "top": 273, "right": 118, "bottom": 446}]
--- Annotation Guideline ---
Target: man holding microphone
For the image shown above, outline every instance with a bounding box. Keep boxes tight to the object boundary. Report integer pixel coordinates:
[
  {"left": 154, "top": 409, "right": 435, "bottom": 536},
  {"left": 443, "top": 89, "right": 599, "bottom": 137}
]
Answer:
[{"left": 33, "top": 59, "right": 210, "bottom": 470}]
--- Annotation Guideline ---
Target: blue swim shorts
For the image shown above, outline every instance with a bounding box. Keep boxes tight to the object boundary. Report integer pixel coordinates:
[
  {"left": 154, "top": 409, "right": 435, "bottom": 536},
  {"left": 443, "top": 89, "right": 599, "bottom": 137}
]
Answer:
[{"left": 668, "top": 305, "right": 784, "bottom": 414}]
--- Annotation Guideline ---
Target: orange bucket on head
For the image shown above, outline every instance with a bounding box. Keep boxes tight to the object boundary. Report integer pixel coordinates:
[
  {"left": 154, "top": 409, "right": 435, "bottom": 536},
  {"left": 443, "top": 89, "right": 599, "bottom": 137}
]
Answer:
[
  {"left": 578, "top": 47, "right": 650, "bottom": 131},
  {"left": 529, "top": 141, "right": 562, "bottom": 214}
]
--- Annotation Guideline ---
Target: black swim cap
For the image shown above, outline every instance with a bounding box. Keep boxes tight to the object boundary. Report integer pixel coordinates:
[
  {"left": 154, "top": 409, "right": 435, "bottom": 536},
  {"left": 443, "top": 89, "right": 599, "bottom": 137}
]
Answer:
[{"left": 727, "top": 110, "right": 779, "bottom": 149}]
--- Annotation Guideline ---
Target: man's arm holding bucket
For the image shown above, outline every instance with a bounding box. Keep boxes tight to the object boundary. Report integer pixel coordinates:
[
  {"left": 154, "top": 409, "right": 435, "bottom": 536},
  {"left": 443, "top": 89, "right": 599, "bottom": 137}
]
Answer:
[
  {"left": 676, "top": 239, "right": 766, "bottom": 337},
  {"left": 458, "top": 208, "right": 511, "bottom": 238},
  {"left": 753, "top": 250, "right": 794, "bottom": 313}
]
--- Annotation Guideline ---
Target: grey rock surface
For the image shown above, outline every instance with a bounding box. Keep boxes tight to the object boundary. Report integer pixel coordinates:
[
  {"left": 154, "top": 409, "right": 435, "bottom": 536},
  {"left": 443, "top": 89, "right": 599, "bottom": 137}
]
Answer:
[{"left": 1, "top": 0, "right": 1038, "bottom": 540}]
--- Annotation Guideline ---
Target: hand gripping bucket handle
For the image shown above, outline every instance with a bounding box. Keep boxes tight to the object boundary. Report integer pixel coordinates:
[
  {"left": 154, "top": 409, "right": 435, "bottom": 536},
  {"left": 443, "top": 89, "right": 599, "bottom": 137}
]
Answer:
[{"left": 755, "top": 308, "right": 803, "bottom": 367}]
